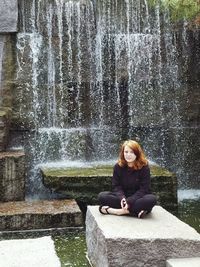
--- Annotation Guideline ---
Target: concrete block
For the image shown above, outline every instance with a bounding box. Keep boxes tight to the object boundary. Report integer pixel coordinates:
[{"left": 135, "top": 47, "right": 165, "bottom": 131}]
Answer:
[
  {"left": 166, "top": 257, "right": 200, "bottom": 267},
  {"left": 0, "top": 236, "right": 61, "bottom": 267},
  {"left": 0, "top": 199, "right": 83, "bottom": 231},
  {"left": 0, "top": 0, "right": 18, "bottom": 32},
  {"left": 86, "top": 205, "right": 200, "bottom": 267}
]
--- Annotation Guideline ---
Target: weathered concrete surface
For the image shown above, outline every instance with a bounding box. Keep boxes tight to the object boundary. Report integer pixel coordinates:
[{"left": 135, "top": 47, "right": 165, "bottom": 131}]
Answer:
[
  {"left": 0, "top": 150, "right": 25, "bottom": 201},
  {"left": 166, "top": 257, "right": 200, "bottom": 267},
  {"left": 0, "top": 34, "right": 15, "bottom": 109},
  {"left": 86, "top": 205, "right": 200, "bottom": 267},
  {"left": 0, "top": 0, "right": 18, "bottom": 32},
  {"left": 0, "top": 109, "right": 11, "bottom": 151},
  {"left": 0, "top": 236, "right": 60, "bottom": 267},
  {"left": 0, "top": 199, "right": 83, "bottom": 231},
  {"left": 42, "top": 164, "right": 177, "bottom": 213}
]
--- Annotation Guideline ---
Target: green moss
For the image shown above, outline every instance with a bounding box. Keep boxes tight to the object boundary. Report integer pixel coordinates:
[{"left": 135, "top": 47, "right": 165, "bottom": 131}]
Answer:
[
  {"left": 150, "top": 165, "right": 175, "bottom": 177},
  {"left": 0, "top": 111, "right": 7, "bottom": 117},
  {"left": 0, "top": 107, "right": 11, "bottom": 117},
  {"left": 149, "top": 0, "right": 200, "bottom": 23},
  {"left": 41, "top": 164, "right": 174, "bottom": 178},
  {"left": 41, "top": 165, "right": 113, "bottom": 178}
]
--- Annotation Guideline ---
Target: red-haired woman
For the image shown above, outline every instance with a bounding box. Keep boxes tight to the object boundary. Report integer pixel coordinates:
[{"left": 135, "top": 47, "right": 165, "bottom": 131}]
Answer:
[{"left": 98, "top": 140, "right": 157, "bottom": 218}]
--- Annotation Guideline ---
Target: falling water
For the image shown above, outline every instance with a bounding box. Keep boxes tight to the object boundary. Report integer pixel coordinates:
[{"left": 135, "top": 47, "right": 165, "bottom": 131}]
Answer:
[
  {"left": 14, "top": 0, "right": 200, "bottom": 197},
  {"left": 0, "top": 36, "right": 4, "bottom": 105}
]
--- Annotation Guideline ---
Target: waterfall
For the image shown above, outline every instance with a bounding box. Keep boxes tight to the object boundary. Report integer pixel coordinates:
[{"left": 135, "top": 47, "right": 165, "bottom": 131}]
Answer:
[
  {"left": 15, "top": 0, "right": 200, "bottom": 197},
  {"left": 0, "top": 36, "right": 4, "bottom": 105}
]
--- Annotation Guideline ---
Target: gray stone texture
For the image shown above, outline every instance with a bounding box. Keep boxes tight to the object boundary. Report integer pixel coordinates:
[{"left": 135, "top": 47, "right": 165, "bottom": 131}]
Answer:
[
  {"left": 0, "top": 34, "right": 15, "bottom": 109},
  {"left": 0, "top": 151, "right": 25, "bottom": 201},
  {"left": 0, "top": 0, "right": 18, "bottom": 32},
  {"left": 0, "top": 108, "right": 11, "bottom": 151},
  {"left": 86, "top": 205, "right": 200, "bottom": 267},
  {"left": 0, "top": 236, "right": 61, "bottom": 267},
  {"left": 166, "top": 257, "right": 200, "bottom": 267},
  {"left": 0, "top": 199, "right": 83, "bottom": 231}
]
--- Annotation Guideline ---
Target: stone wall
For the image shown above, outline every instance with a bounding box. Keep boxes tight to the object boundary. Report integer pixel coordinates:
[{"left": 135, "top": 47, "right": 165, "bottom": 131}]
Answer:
[
  {"left": 0, "top": 151, "right": 25, "bottom": 201},
  {"left": 10, "top": 0, "right": 200, "bottom": 193},
  {"left": 0, "top": 109, "right": 11, "bottom": 151},
  {"left": 0, "top": 0, "right": 199, "bottom": 201},
  {"left": 0, "top": 0, "right": 18, "bottom": 33},
  {"left": 0, "top": 1, "right": 26, "bottom": 202}
]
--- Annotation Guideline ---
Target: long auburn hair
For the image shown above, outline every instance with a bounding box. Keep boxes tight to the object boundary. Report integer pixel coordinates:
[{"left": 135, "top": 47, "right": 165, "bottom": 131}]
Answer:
[{"left": 118, "top": 140, "right": 148, "bottom": 170}]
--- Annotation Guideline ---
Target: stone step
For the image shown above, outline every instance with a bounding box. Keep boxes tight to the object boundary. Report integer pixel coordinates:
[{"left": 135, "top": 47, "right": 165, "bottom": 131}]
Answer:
[
  {"left": 41, "top": 164, "right": 178, "bottom": 213},
  {"left": 166, "top": 257, "right": 200, "bottom": 267},
  {"left": 0, "top": 199, "right": 83, "bottom": 231},
  {"left": 86, "top": 205, "right": 200, "bottom": 267},
  {"left": 0, "top": 236, "right": 60, "bottom": 267},
  {"left": 0, "top": 150, "right": 25, "bottom": 201}
]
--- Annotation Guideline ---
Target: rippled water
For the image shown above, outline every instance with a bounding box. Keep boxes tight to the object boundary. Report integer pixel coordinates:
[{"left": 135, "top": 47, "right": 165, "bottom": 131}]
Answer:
[
  {"left": 177, "top": 190, "right": 200, "bottom": 233},
  {"left": 53, "top": 232, "right": 89, "bottom": 267}
]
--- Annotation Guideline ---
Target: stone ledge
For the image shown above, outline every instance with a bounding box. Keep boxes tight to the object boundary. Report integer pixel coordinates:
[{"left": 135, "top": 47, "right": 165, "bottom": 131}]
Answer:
[
  {"left": 166, "top": 257, "right": 200, "bottom": 267},
  {"left": 0, "top": 236, "right": 60, "bottom": 267},
  {"left": 0, "top": 151, "right": 25, "bottom": 159},
  {"left": 0, "top": 199, "right": 83, "bottom": 231},
  {"left": 41, "top": 164, "right": 177, "bottom": 213},
  {"left": 86, "top": 205, "right": 200, "bottom": 267}
]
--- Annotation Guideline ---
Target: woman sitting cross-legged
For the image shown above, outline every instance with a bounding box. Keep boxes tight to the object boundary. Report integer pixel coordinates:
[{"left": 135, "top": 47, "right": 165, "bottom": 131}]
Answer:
[{"left": 98, "top": 140, "right": 157, "bottom": 218}]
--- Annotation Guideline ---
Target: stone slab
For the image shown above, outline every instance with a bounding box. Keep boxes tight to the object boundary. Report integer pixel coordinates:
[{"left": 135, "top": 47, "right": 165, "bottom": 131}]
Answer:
[
  {"left": 0, "top": 0, "right": 18, "bottom": 32},
  {"left": 0, "top": 236, "right": 60, "bottom": 267},
  {"left": 166, "top": 257, "right": 200, "bottom": 267},
  {"left": 0, "top": 199, "right": 83, "bottom": 231},
  {"left": 86, "top": 205, "right": 200, "bottom": 267}
]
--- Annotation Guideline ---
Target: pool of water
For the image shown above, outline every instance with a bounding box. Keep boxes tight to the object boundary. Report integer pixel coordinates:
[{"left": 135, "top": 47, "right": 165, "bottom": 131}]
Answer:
[
  {"left": 53, "top": 231, "right": 90, "bottom": 267},
  {"left": 177, "top": 189, "right": 200, "bottom": 233}
]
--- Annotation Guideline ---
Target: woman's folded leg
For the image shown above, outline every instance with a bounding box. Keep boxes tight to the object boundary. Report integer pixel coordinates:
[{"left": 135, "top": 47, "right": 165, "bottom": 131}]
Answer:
[
  {"left": 127, "top": 194, "right": 157, "bottom": 217},
  {"left": 98, "top": 191, "right": 121, "bottom": 209}
]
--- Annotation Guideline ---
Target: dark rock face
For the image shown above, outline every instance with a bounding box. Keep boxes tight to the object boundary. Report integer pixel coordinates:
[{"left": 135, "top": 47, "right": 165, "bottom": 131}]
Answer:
[
  {"left": 0, "top": 151, "right": 25, "bottom": 201},
  {"left": 0, "top": 0, "right": 18, "bottom": 32},
  {"left": 0, "top": 109, "right": 11, "bottom": 151}
]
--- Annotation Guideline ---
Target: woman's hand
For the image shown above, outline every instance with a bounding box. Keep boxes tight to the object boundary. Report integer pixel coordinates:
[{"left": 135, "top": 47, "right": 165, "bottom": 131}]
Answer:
[{"left": 121, "top": 198, "right": 128, "bottom": 210}]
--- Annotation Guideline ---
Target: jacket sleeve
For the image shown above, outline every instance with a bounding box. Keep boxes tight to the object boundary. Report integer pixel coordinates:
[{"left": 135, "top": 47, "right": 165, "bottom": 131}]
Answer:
[
  {"left": 128, "top": 165, "right": 151, "bottom": 205},
  {"left": 112, "top": 164, "right": 125, "bottom": 199}
]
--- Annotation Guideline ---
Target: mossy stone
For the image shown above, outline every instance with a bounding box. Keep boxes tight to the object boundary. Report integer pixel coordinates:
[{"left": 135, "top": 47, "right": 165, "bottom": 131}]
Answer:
[{"left": 41, "top": 163, "right": 178, "bottom": 213}]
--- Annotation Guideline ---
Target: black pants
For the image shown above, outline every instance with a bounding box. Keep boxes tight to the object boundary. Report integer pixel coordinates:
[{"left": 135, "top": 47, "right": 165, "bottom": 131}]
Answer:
[{"left": 98, "top": 191, "right": 157, "bottom": 217}]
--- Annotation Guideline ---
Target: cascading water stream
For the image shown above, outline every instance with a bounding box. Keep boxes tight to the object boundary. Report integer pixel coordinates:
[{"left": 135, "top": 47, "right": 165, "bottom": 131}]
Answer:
[
  {"left": 0, "top": 36, "right": 4, "bottom": 105},
  {"left": 15, "top": 0, "right": 199, "bottom": 198}
]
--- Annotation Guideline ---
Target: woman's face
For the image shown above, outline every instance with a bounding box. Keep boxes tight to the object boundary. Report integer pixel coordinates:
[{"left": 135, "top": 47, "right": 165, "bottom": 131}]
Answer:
[{"left": 124, "top": 145, "right": 136, "bottom": 164}]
